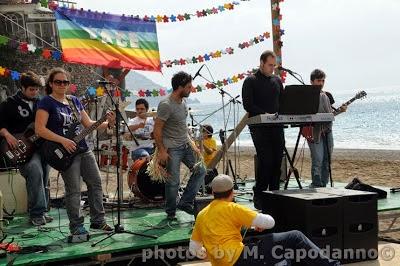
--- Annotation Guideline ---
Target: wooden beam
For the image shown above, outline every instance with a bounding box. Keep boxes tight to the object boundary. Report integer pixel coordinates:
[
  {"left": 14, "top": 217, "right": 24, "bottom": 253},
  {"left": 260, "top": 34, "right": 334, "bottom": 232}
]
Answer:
[{"left": 207, "top": 113, "right": 249, "bottom": 169}]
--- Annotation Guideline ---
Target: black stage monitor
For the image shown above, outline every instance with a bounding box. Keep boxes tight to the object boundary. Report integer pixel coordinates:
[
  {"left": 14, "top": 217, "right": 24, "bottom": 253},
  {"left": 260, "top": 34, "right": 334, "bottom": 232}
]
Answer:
[{"left": 279, "top": 85, "right": 321, "bottom": 115}]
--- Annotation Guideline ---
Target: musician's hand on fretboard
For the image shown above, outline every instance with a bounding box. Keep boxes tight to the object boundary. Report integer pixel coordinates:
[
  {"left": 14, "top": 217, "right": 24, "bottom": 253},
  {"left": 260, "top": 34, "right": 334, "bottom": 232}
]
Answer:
[{"left": 339, "top": 105, "right": 348, "bottom": 113}]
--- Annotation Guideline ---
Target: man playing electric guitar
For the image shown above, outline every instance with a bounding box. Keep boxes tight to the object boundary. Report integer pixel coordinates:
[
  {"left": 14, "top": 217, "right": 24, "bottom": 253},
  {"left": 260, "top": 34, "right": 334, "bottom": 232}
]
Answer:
[
  {"left": 307, "top": 69, "right": 347, "bottom": 188},
  {"left": 0, "top": 71, "right": 52, "bottom": 226}
]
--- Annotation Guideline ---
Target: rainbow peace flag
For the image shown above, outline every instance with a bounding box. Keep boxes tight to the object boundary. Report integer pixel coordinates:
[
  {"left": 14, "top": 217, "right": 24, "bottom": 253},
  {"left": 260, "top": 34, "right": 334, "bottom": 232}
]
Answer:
[{"left": 54, "top": 7, "right": 161, "bottom": 71}]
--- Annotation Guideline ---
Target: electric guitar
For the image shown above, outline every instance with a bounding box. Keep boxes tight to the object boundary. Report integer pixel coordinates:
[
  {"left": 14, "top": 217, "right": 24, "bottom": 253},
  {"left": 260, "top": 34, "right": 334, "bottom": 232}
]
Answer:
[
  {"left": 301, "top": 90, "right": 367, "bottom": 141},
  {"left": 0, "top": 126, "right": 40, "bottom": 167},
  {"left": 41, "top": 115, "right": 108, "bottom": 171}
]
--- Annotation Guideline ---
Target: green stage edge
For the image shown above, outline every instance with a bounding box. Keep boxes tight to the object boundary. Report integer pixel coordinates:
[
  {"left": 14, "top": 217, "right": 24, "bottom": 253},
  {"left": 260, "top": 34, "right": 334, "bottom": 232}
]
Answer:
[{"left": 1, "top": 180, "right": 399, "bottom": 265}]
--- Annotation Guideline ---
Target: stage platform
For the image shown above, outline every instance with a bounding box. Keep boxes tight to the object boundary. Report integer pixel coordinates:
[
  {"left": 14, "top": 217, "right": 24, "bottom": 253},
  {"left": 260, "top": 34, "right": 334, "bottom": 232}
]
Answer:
[{"left": 0, "top": 180, "right": 399, "bottom": 265}]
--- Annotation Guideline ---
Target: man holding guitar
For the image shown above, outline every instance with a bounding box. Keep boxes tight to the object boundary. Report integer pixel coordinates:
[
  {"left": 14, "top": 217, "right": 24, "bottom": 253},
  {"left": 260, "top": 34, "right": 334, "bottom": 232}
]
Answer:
[
  {"left": 307, "top": 69, "right": 347, "bottom": 188},
  {"left": 0, "top": 71, "right": 52, "bottom": 226},
  {"left": 35, "top": 67, "right": 115, "bottom": 239}
]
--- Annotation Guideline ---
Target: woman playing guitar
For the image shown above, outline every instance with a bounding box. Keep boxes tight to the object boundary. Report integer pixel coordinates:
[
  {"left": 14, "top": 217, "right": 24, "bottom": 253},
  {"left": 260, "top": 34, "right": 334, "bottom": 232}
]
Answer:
[{"left": 35, "top": 67, "right": 115, "bottom": 239}]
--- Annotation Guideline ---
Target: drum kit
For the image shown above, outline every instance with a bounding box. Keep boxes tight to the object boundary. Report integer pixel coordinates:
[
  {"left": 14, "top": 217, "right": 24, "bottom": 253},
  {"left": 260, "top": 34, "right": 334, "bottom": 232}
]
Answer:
[
  {"left": 97, "top": 110, "right": 165, "bottom": 204},
  {"left": 98, "top": 111, "right": 209, "bottom": 204}
]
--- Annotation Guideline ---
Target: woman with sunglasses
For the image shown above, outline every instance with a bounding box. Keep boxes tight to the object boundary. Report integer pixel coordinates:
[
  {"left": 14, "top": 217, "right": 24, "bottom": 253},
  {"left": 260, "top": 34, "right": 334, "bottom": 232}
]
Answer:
[{"left": 35, "top": 67, "right": 115, "bottom": 238}]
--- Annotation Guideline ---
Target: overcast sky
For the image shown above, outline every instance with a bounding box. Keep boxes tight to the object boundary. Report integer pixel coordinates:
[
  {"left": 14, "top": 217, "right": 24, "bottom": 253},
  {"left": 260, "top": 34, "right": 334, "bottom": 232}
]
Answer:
[{"left": 76, "top": 0, "right": 400, "bottom": 102}]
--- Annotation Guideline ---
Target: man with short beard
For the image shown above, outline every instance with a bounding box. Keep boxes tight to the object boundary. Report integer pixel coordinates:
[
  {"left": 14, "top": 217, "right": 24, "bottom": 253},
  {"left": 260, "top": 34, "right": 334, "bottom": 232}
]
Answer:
[{"left": 154, "top": 71, "right": 206, "bottom": 220}]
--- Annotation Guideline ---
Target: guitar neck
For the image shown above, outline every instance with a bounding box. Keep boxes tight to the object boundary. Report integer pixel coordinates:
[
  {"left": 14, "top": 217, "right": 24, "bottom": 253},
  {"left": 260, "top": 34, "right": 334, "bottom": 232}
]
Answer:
[
  {"left": 73, "top": 116, "right": 108, "bottom": 143},
  {"left": 341, "top": 97, "right": 357, "bottom": 107},
  {"left": 333, "top": 96, "right": 357, "bottom": 116}
]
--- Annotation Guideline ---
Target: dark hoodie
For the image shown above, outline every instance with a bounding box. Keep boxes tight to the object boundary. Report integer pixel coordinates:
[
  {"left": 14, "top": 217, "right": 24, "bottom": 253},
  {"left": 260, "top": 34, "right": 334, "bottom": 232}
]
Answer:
[{"left": 0, "top": 90, "right": 38, "bottom": 135}]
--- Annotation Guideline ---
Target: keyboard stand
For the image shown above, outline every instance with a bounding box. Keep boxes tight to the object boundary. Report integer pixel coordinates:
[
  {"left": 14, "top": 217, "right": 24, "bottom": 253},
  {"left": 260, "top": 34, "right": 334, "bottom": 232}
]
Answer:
[{"left": 284, "top": 127, "right": 303, "bottom": 189}]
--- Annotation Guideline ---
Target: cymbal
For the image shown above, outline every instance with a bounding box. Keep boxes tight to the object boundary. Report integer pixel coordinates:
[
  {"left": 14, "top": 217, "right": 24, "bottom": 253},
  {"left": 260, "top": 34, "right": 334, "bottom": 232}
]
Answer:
[{"left": 146, "top": 111, "right": 157, "bottom": 117}]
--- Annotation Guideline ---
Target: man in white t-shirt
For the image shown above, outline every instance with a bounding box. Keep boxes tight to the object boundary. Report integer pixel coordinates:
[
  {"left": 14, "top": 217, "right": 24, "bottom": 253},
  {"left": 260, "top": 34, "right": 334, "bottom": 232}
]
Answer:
[{"left": 127, "top": 98, "right": 154, "bottom": 161}]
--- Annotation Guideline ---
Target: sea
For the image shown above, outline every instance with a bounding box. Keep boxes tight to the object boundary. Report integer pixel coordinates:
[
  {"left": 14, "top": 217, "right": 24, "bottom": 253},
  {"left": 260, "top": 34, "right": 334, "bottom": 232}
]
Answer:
[{"left": 129, "top": 87, "right": 400, "bottom": 150}]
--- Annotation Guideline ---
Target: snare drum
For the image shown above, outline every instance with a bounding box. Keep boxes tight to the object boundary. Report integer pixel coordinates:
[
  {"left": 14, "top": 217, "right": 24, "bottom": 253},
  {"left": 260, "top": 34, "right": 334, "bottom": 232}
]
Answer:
[{"left": 127, "top": 158, "right": 165, "bottom": 202}]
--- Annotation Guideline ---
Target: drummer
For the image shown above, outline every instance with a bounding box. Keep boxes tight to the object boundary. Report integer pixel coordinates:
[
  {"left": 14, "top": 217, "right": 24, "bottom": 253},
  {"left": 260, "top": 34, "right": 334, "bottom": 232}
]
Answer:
[{"left": 126, "top": 98, "right": 155, "bottom": 161}]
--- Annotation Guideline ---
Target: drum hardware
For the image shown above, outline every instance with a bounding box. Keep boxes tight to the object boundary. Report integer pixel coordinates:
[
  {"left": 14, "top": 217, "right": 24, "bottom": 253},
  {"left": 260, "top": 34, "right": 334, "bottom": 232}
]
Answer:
[
  {"left": 127, "top": 158, "right": 165, "bottom": 203},
  {"left": 92, "top": 83, "right": 156, "bottom": 248}
]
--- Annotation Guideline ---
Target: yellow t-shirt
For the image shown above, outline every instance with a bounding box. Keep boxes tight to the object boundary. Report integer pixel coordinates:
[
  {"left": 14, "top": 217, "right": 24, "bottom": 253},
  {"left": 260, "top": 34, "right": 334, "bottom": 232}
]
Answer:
[
  {"left": 203, "top": 137, "right": 217, "bottom": 167},
  {"left": 191, "top": 200, "right": 258, "bottom": 266}
]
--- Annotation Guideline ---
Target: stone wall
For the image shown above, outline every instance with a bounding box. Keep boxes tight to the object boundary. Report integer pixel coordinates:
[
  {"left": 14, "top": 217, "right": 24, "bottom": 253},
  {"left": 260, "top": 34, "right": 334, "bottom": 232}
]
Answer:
[{"left": 0, "top": 46, "right": 98, "bottom": 97}]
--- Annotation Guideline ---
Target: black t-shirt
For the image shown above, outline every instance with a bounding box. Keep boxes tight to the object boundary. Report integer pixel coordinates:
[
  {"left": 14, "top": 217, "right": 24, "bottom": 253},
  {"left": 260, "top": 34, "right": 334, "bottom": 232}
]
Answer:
[{"left": 0, "top": 91, "right": 37, "bottom": 135}]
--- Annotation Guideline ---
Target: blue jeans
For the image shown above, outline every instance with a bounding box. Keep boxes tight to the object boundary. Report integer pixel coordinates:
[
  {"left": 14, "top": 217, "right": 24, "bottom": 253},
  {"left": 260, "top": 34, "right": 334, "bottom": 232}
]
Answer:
[
  {"left": 165, "top": 143, "right": 206, "bottom": 215},
  {"left": 235, "top": 230, "right": 340, "bottom": 266},
  {"left": 308, "top": 131, "right": 333, "bottom": 187},
  {"left": 131, "top": 147, "right": 153, "bottom": 161},
  {"left": 19, "top": 151, "right": 50, "bottom": 218},
  {"left": 61, "top": 151, "right": 106, "bottom": 232}
]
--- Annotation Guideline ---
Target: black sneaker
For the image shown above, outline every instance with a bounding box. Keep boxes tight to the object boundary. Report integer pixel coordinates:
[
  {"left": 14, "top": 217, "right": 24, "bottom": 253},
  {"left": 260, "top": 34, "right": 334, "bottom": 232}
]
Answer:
[
  {"left": 166, "top": 213, "right": 176, "bottom": 220},
  {"left": 177, "top": 204, "right": 195, "bottom": 215},
  {"left": 44, "top": 213, "right": 54, "bottom": 223},
  {"left": 90, "top": 222, "right": 113, "bottom": 232},
  {"left": 30, "top": 216, "right": 46, "bottom": 226}
]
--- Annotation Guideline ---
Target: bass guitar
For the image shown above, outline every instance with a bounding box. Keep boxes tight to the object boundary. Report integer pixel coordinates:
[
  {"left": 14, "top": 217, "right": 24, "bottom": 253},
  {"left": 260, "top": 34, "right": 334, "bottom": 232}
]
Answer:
[
  {"left": 0, "top": 126, "right": 40, "bottom": 167},
  {"left": 41, "top": 115, "right": 108, "bottom": 172}
]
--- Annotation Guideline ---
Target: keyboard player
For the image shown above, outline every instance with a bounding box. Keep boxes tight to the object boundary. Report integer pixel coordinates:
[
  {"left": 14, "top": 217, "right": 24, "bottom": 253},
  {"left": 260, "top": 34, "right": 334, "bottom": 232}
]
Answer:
[{"left": 242, "top": 50, "right": 285, "bottom": 210}]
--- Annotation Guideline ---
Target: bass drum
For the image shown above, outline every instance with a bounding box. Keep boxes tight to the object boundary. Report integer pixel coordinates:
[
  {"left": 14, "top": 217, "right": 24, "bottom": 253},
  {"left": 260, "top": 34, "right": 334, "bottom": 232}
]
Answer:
[{"left": 127, "top": 158, "right": 165, "bottom": 202}]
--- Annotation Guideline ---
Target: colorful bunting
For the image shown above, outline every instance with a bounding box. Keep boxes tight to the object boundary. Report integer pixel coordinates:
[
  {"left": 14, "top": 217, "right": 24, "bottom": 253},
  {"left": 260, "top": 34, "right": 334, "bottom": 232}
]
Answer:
[
  {"left": 116, "top": 1, "right": 249, "bottom": 24},
  {"left": 1, "top": 32, "right": 268, "bottom": 69},
  {"left": 161, "top": 32, "right": 270, "bottom": 67},
  {"left": 123, "top": 67, "right": 259, "bottom": 98}
]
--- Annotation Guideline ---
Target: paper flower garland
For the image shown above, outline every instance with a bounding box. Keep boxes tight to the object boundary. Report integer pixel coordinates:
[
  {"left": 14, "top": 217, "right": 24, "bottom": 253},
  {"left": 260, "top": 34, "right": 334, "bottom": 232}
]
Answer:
[
  {"left": 135, "top": 67, "right": 259, "bottom": 98},
  {"left": 54, "top": 1, "right": 251, "bottom": 24},
  {"left": 162, "top": 32, "right": 270, "bottom": 67}
]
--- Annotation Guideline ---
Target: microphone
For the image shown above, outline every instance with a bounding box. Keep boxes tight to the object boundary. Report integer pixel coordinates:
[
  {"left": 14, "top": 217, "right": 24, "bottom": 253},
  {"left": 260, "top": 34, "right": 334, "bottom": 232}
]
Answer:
[
  {"left": 277, "top": 66, "right": 295, "bottom": 74},
  {"left": 193, "top": 64, "right": 205, "bottom": 80},
  {"left": 96, "top": 80, "right": 115, "bottom": 85}
]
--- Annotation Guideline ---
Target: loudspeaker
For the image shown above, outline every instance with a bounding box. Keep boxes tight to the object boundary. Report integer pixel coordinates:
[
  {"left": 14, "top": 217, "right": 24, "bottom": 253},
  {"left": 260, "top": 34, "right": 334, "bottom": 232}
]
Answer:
[
  {"left": 0, "top": 170, "right": 28, "bottom": 214},
  {"left": 254, "top": 153, "right": 287, "bottom": 182},
  {"left": 194, "top": 196, "right": 214, "bottom": 218},
  {"left": 262, "top": 189, "right": 343, "bottom": 251},
  {"left": 321, "top": 188, "right": 378, "bottom": 262}
]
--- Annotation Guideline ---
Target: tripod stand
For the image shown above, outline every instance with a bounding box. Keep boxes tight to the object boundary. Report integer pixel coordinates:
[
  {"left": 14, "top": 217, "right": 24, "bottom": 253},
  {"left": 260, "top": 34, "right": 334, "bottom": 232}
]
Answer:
[
  {"left": 194, "top": 65, "right": 242, "bottom": 181},
  {"left": 92, "top": 83, "right": 156, "bottom": 247}
]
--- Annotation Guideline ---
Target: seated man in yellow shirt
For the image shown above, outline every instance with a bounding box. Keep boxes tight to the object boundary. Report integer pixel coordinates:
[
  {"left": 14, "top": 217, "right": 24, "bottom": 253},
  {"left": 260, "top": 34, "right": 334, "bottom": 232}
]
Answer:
[
  {"left": 201, "top": 124, "right": 217, "bottom": 168},
  {"left": 189, "top": 174, "right": 340, "bottom": 266}
]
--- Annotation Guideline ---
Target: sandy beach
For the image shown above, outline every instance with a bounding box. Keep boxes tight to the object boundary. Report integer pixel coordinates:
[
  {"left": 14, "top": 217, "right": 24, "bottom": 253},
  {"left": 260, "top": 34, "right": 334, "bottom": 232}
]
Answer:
[
  {"left": 226, "top": 147, "right": 400, "bottom": 188},
  {"left": 49, "top": 147, "right": 400, "bottom": 195}
]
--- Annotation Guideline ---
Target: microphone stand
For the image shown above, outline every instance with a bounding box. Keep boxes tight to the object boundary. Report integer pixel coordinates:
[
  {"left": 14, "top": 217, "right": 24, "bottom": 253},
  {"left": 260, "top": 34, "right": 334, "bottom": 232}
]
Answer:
[
  {"left": 91, "top": 84, "right": 156, "bottom": 247},
  {"left": 195, "top": 69, "right": 242, "bottom": 188}
]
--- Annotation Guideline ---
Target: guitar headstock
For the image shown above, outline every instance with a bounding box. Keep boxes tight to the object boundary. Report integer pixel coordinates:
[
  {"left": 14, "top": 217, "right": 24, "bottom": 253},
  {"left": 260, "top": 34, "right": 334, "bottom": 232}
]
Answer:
[{"left": 355, "top": 90, "right": 367, "bottom": 100}]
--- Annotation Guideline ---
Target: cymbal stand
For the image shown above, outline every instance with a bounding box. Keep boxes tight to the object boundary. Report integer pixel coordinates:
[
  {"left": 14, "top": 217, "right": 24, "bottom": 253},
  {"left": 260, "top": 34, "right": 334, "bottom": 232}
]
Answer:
[
  {"left": 92, "top": 83, "right": 155, "bottom": 247},
  {"left": 195, "top": 65, "right": 242, "bottom": 181}
]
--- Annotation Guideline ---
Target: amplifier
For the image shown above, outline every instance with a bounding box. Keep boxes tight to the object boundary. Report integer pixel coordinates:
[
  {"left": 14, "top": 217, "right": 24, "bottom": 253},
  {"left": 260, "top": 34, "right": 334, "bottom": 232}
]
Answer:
[
  {"left": 262, "top": 189, "right": 343, "bottom": 251},
  {"left": 0, "top": 170, "right": 28, "bottom": 214}
]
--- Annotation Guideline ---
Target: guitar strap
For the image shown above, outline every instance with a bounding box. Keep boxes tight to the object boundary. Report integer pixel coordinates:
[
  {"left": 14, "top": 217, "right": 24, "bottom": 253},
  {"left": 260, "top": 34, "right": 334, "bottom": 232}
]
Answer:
[{"left": 66, "top": 95, "right": 81, "bottom": 123}]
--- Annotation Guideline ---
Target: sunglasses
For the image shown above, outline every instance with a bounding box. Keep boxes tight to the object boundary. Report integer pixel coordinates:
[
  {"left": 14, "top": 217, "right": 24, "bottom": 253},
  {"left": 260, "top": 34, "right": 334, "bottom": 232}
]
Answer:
[{"left": 53, "top": 80, "right": 70, "bottom": 86}]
